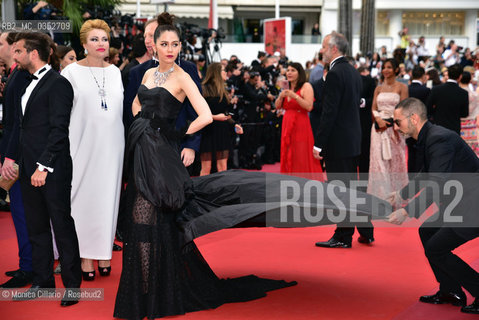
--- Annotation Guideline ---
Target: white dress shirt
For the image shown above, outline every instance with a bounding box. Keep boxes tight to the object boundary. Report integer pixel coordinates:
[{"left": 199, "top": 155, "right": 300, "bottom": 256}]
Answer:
[
  {"left": 21, "top": 64, "right": 51, "bottom": 115},
  {"left": 21, "top": 64, "right": 54, "bottom": 173}
]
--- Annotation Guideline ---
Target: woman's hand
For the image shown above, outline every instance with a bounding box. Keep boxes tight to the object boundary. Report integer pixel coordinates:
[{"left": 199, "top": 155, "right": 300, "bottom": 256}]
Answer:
[
  {"left": 375, "top": 118, "right": 388, "bottom": 131},
  {"left": 234, "top": 124, "right": 243, "bottom": 134},
  {"left": 280, "top": 89, "right": 293, "bottom": 99},
  {"left": 213, "top": 113, "right": 231, "bottom": 121}
]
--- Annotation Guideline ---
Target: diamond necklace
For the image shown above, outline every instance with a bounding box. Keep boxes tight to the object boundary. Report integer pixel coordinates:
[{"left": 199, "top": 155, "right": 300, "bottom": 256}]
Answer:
[
  {"left": 153, "top": 65, "right": 175, "bottom": 87},
  {"left": 87, "top": 59, "right": 108, "bottom": 110}
]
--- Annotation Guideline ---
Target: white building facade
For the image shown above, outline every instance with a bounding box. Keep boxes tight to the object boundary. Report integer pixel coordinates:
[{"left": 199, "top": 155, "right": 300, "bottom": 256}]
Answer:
[
  {"left": 119, "top": 0, "right": 479, "bottom": 65},
  {"left": 322, "top": 0, "right": 479, "bottom": 56}
]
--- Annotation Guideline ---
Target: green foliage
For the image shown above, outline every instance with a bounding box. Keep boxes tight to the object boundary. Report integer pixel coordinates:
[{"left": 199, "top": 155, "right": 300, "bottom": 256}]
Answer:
[
  {"left": 63, "top": 0, "right": 122, "bottom": 33},
  {"left": 11, "top": 0, "right": 122, "bottom": 34}
]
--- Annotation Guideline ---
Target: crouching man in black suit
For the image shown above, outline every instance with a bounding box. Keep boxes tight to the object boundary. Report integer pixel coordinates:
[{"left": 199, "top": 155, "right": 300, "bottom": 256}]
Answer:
[
  {"left": 388, "top": 97, "right": 479, "bottom": 315},
  {"left": 12, "top": 32, "right": 81, "bottom": 306}
]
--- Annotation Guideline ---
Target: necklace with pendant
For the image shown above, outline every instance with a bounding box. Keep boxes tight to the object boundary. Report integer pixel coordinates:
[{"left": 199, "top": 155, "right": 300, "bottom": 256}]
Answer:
[
  {"left": 87, "top": 60, "right": 108, "bottom": 110},
  {"left": 153, "top": 65, "right": 175, "bottom": 87}
]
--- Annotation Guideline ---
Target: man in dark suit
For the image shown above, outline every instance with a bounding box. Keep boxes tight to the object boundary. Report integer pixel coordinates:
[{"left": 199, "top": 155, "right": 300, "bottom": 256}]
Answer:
[
  {"left": 409, "top": 66, "right": 430, "bottom": 104},
  {"left": 426, "top": 64, "right": 468, "bottom": 134},
  {"left": 407, "top": 66, "right": 431, "bottom": 173},
  {"left": 12, "top": 32, "right": 81, "bottom": 306},
  {"left": 357, "top": 66, "right": 376, "bottom": 174},
  {"left": 389, "top": 97, "right": 479, "bottom": 315},
  {"left": 313, "top": 32, "right": 374, "bottom": 248},
  {"left": 0, "top": 32, "right": 33, "bottom": 289},
  {"left": 310, "top": 64, "right": 328, "bottom": 139}
]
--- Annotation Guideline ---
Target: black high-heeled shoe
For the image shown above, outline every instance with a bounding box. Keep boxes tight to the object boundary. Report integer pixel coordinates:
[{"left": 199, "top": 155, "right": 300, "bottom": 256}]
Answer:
[
  {"left": 82, "top": 270, "right": 95, "bottom": 281},
  {"left": 98, "top": 266, "right": 111, "bottom": 276}
]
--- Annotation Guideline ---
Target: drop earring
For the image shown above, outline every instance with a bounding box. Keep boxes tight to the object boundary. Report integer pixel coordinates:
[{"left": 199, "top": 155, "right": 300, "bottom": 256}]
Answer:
[{"left": 84, "top": 49, "right": 88, "bottom": 55}]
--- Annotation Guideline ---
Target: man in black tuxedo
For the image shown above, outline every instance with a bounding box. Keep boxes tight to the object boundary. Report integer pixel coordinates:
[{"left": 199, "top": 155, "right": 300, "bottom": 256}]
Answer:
[
  {"left": 426, "top": 64, "right": 468, "bottom": 134},
  {"left": 313, "top": 32, "right": 374, "bottom": 248},
  {"left": 12, "top": 32, "right": 81, "bottom": 306},
  {"left": 388, "top": 97, "right": 479, "bottom": 315},
  {"left": 0, "top": 31, "right": 33, "bottom": 288},
  {"left": 407, "top": 66, "right": 431, "bottom": 173}
]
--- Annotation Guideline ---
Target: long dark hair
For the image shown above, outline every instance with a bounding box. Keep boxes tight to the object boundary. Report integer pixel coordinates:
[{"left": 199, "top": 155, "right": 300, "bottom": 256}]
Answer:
[
  {"left": 383, "top": 58, "right": 399, "bottom": 75},
  {"left": 288, "top": 62, "right": 306, "bottom": 92},
  {"left": 202, "top": 63, "right": 228, "bottom": 102}
]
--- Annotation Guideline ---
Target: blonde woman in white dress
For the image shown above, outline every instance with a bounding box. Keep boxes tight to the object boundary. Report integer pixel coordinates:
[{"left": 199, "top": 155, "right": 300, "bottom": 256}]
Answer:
[{"left": 61, "top": 19, "right": 124, "bottom": 281}]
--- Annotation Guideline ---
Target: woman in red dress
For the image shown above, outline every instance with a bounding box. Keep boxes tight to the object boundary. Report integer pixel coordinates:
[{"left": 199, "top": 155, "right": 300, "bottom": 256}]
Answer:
[{"left": 276, "top": 62, "right": 323, "bottom": 178}]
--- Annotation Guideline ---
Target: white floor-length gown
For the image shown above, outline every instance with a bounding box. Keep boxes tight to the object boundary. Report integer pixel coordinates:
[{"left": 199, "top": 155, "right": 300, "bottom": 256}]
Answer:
[{"left": 62, "top": 62, "right": 125, "bottom": 260}]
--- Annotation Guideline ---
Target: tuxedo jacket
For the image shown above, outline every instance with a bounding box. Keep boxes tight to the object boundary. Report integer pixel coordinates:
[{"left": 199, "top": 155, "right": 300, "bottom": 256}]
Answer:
[
  {"left": 310, "top": 77, "right": 325, "bottom": 138},
  {"left": 17, "top": 69, "right": 73, "bottom": 181},
  {"left": 426, "top": 81, "right": 468, "bottom": 134},
  {"left": 314, "top": 57, "right": 362, "bottom": 159},
  {"left": 0, "top": 67, "right": 30, "bottom": 162},
  {"left": 123, "top": 59, "right": 201, "bottom": 152},
  {"left": 359, "top": 74, "right": 376, "bottom": 137},
  {"left": 408, "top": 82, "right": 430, "bottom": 104},
  {"left": 400, "top": 122, "right": 479, "bottom": 239}
]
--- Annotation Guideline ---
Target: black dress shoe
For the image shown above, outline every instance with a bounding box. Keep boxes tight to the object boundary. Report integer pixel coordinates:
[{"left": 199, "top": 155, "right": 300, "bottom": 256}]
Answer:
[
  {"left": 60, "top": 288, "right": 79, "bottom": 307},
  {"left": 5, "top": 269, "right": 20, "bottom": 277},
  {"left": 315, "top": 238, "right": 351, "bottom": 248},
  {"left": 357, "top": 236, "right": 375, "bottom": 245},
  {"left": 0, "top": 198, "right": 10, "bottom": 212},
  {"left": 419, "top": 291, "right": 467, "bottom": 306},
  {"left": 12, "top": 285, "right": 55, "bottom": 301},
  {"left": 0, "top": 270, "right": 33, "bottom": 288},
  {"left": 461, "top": 298, "right": 479, "bottom": 314},
  {"left": 113, "top": 243, "right": 122, "bottom": 251}
]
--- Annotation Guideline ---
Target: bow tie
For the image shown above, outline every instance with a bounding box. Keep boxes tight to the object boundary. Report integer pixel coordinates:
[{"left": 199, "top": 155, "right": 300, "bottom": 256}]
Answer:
[{"left": 27, "top": 67, "right": 47, "bottom": 81}]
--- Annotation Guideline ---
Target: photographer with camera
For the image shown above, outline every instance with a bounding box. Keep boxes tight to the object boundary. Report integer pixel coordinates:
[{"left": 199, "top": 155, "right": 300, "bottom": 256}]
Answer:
[
  {"left": 443, "top": 42, "right": 461, "bottom": 67},
  {"left": 23, "top": 1, "right": 65, "bottom": 44},
  {"left": 238, "top": 70, "right": 275, "bottom": 169}
]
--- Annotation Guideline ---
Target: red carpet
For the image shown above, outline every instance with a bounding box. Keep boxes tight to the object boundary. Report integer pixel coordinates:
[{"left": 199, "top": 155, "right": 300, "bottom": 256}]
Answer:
[{"left": 1, "top": 164, "right": 479, "bottom": 319}]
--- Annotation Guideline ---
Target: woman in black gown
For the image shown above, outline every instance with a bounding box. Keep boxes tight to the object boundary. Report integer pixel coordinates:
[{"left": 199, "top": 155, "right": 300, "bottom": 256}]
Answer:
[{"left": 114, "top": 13, "right": 296, "bottom": 320}]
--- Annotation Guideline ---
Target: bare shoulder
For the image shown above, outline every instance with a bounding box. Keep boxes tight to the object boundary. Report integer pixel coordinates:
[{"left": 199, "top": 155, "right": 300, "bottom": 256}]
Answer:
[
  {"left": 302, "top": 82, "right": 313, "bottom": 90},
  {"left": 175, "top": 66, "right": 191, "bottom": 81},
  {"left": 145, "top": 67, "right": 156, "bottom": 77}
]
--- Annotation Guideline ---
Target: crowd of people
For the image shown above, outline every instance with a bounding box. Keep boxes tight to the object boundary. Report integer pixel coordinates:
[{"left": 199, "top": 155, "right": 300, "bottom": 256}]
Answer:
[{"left": 0, "top": 10, "right": 479, "bottom": 319}]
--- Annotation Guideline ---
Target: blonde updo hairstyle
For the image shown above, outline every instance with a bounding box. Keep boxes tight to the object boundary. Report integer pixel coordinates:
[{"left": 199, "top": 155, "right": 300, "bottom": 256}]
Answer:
[{"left": 79, "top": 19, "right": 111, "bottom": 46}]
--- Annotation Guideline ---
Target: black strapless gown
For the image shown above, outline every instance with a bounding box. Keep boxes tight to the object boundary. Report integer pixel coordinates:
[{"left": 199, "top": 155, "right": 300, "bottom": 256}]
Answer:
[{"left": 114, "top": 86, "right": 298, "bottom": 320}]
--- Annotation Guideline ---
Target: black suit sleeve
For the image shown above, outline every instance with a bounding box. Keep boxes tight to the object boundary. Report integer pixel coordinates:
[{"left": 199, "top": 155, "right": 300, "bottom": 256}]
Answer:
[
  {"left": 460, "top": 89, "right": 469, "bottom": 118},
  {"left": 425, "top": 88, "right": 436, "bottom": 120},
  {"left": 364, "top": 78, "right": 376, "bottom": 108},
  {"left": 5, "top": 98, "right": 21, "bottom": 161},
  {"left": 401, "top": 133, "right": 454, "bottom": 218},
  {"left": 37, "top": 77, "right": 73, "bottom": 168},
  {"left": 178, "top": 60, "right": 201, "bottom": 151},
  {"left": 314, "top": 71, "right": 341, "bottom": 149}
]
